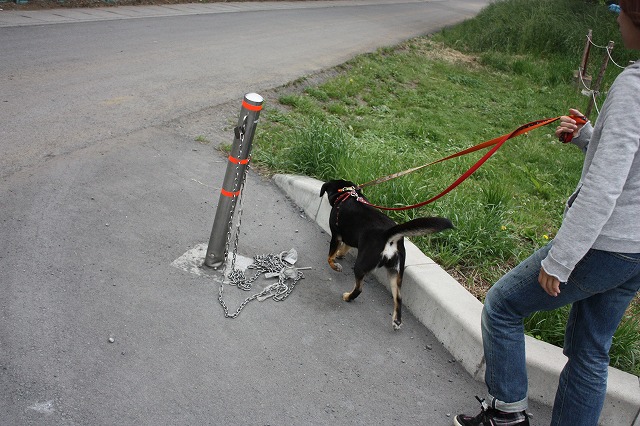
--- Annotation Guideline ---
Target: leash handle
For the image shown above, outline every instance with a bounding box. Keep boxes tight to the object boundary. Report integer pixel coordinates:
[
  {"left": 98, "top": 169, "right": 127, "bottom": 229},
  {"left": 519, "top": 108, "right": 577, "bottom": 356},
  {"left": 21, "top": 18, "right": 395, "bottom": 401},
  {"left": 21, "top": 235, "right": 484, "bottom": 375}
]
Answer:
[{"left": 559, "top": 115, "right": 588, "bottom": 143}]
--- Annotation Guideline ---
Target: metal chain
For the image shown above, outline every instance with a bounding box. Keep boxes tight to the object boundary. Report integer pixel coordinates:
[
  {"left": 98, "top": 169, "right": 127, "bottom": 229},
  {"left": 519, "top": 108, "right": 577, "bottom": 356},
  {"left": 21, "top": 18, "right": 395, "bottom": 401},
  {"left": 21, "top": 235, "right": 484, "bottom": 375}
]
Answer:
[
  {"left": 218, "top": 252, "right": 307, "bottom": 319},
  {"left": 218, "top": 117, "right": 245, "bottom": 284},
  {"left": 216, "top": 118, "right": 307, "bottom": 319},
  {"left": 218, "top": 115, "right": 249, "bottom": 316},
  {"left": 227, "top": 115, "right": 249, "bottom": 274}
]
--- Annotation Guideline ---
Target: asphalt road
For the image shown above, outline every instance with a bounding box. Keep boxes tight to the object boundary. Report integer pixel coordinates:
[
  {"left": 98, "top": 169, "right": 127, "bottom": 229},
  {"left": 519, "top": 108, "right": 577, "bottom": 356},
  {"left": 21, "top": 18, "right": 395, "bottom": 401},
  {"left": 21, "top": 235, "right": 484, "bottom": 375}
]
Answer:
[
  {"left": 0, "top": 0, "right": 487, "bottom": 180},
  {"left": 0, "top": 1, "right": 555, "bottom": 425}
]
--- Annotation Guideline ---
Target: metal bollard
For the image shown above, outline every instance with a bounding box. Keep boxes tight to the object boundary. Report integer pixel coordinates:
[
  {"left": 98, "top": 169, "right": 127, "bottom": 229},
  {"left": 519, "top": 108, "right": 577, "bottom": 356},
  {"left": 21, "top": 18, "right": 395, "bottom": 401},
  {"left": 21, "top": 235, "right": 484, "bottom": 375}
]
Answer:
[{"left": 204, "top": 93, "right": 264, "bottom": 268}]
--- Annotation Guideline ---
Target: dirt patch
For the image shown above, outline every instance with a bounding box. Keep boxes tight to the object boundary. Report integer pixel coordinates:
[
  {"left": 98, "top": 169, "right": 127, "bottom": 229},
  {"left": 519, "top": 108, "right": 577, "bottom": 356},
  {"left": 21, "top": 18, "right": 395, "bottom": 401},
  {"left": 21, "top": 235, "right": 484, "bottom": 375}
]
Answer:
[
  {"left": 0, "top": 0, "right": 314, "bottom": 11},
  {"left": 408, "top": 37, "right": 480, "bottom": 67}
]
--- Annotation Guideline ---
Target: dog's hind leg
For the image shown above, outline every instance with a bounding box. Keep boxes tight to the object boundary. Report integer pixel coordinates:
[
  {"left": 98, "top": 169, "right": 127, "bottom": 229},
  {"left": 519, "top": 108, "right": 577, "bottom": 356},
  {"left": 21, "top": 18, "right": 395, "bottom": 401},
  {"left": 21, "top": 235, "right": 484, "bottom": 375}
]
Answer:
[{"left": 388, "top": 270, "right": 403, "bottom": 330}]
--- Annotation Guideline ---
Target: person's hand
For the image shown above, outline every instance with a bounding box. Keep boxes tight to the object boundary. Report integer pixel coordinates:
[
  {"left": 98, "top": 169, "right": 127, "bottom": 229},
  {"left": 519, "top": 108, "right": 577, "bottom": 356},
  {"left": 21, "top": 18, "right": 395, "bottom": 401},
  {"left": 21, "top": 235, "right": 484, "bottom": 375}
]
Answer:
[
  {"left": 538, "top": 267, "right": 561, "bottom": 297},
  {"left": 555, "top": 108, "right": 585, "bottom": 141}
]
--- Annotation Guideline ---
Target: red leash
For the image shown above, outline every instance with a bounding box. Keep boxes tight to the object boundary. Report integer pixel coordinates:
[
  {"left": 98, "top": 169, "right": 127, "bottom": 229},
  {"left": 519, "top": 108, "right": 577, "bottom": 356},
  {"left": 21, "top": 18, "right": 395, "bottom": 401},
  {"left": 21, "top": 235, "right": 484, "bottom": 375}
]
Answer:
[{"left": 342, "top": 115, "right": 587, "bottom": 211}]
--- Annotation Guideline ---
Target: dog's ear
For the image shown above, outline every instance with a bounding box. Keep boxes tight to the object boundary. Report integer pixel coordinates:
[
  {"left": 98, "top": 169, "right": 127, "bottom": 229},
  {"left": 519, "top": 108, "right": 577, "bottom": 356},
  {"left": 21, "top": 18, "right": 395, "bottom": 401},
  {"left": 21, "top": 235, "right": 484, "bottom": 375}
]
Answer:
[{"left": 320, "top": 182, "right": 328, "bottom": 198}]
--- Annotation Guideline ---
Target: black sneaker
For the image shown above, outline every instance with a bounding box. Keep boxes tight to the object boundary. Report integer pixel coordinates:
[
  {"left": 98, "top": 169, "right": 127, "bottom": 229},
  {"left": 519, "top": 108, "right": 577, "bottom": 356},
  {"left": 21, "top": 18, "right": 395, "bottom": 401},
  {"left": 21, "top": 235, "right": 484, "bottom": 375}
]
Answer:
[{"left": 454, "top": 396, "right": 530, "bottom": 426}]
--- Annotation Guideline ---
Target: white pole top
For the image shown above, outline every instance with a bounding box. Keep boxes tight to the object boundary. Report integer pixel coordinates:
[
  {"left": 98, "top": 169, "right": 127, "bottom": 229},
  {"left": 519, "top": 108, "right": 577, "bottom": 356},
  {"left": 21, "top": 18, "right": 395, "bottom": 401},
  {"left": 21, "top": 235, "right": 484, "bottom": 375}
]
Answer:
[{"left": 245, "top": 93, "right": 264, "bottom": 104}]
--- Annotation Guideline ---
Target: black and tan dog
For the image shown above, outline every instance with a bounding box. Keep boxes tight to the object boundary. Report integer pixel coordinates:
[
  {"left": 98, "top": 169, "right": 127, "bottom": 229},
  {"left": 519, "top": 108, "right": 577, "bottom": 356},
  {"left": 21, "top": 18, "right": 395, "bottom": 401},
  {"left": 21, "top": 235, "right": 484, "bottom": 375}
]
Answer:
[{"left": 320, "top": 179, "right": 453, "bottom": 330}]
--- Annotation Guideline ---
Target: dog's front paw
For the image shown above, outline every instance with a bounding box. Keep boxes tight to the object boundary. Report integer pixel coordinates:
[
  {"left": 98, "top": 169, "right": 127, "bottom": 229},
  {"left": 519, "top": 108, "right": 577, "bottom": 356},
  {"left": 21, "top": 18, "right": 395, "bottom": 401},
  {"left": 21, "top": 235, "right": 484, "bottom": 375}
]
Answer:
[
  {"left": 342, "top": 292, "right": 352, "bottom": 302},
  {"left": 393, "top": 320, "right": 402, "bottom": 330},
  {"left": 330, "top": 262, "right": 343, "bottom": 272}
]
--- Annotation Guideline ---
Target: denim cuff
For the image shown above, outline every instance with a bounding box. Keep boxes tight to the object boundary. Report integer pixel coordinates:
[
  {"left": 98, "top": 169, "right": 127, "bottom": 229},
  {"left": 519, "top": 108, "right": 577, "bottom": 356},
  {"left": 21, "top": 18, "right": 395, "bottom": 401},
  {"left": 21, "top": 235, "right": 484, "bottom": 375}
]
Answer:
[{"left": 488, "top": 394, "right": 528, "bottom": 413}]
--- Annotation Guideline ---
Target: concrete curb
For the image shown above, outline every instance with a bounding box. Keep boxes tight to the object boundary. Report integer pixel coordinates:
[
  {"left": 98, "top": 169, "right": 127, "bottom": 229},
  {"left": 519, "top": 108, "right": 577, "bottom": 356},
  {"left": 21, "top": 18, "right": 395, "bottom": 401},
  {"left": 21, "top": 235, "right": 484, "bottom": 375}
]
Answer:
[{"left": 273, "top": 173, "right": 640, "bottom": 426}]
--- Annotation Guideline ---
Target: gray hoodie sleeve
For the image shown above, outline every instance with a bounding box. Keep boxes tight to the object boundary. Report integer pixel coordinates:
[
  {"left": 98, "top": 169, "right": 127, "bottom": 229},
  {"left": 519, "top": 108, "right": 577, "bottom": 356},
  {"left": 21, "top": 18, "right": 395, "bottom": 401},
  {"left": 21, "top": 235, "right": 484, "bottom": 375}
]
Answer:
[{"left": 541, "top": 65, "right": 640, "bottom": 282}]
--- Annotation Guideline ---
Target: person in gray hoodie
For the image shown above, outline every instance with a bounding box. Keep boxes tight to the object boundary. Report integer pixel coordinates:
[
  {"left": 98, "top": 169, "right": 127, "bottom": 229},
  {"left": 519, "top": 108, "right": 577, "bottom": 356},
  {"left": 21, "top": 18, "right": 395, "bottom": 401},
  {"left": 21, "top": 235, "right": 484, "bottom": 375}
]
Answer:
[{"left": 455, "top": 2, "right": 640, "bottom": 425}]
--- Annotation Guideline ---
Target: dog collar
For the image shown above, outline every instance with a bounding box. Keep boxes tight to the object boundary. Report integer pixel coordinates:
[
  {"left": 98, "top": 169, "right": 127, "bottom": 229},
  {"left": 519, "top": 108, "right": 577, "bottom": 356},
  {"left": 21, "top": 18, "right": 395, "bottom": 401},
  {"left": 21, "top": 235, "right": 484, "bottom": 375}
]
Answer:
[{"left": 335, "top": 187, "right": 358, "bottom": 205}]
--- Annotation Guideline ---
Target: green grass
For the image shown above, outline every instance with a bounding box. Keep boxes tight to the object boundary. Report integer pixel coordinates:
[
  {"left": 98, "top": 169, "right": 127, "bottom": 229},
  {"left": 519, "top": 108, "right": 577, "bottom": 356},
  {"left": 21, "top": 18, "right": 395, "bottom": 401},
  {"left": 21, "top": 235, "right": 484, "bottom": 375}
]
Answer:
[
  {"left": 250, "top": 0, "right": 639, "bottom": 375},
  {"left": 194, "top": 135, "right": 210, "bottom": 144}
]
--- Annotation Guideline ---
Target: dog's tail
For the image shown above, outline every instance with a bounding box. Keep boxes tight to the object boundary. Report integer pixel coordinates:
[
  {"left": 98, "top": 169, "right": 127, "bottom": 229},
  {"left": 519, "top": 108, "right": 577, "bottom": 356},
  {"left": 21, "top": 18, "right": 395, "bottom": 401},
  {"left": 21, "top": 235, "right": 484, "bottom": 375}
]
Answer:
[{"left": 384, "top": 217, "right": 454, "bottom": 242}]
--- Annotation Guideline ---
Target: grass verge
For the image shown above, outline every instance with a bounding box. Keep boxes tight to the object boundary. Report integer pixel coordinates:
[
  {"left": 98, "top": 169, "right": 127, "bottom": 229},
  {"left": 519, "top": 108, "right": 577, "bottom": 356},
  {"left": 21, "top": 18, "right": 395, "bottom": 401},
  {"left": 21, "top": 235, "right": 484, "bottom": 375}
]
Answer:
[{"left": 250, "top": 0, "right": 639, "bottom": 375}]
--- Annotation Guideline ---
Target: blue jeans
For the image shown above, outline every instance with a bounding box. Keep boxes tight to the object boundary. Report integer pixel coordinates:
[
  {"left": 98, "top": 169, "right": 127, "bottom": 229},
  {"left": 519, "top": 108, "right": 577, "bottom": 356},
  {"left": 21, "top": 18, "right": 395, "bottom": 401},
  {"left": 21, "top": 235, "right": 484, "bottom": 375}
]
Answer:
[{"left": 482, "top": 243, "right": 640, "bottom": 425}]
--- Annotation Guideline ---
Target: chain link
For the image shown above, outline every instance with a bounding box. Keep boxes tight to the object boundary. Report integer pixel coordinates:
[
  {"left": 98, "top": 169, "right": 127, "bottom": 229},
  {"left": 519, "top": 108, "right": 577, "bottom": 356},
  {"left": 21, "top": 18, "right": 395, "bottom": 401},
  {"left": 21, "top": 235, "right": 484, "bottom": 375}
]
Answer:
[{"left": 216, "top": 118, "right": 306, "bottom": 319}]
